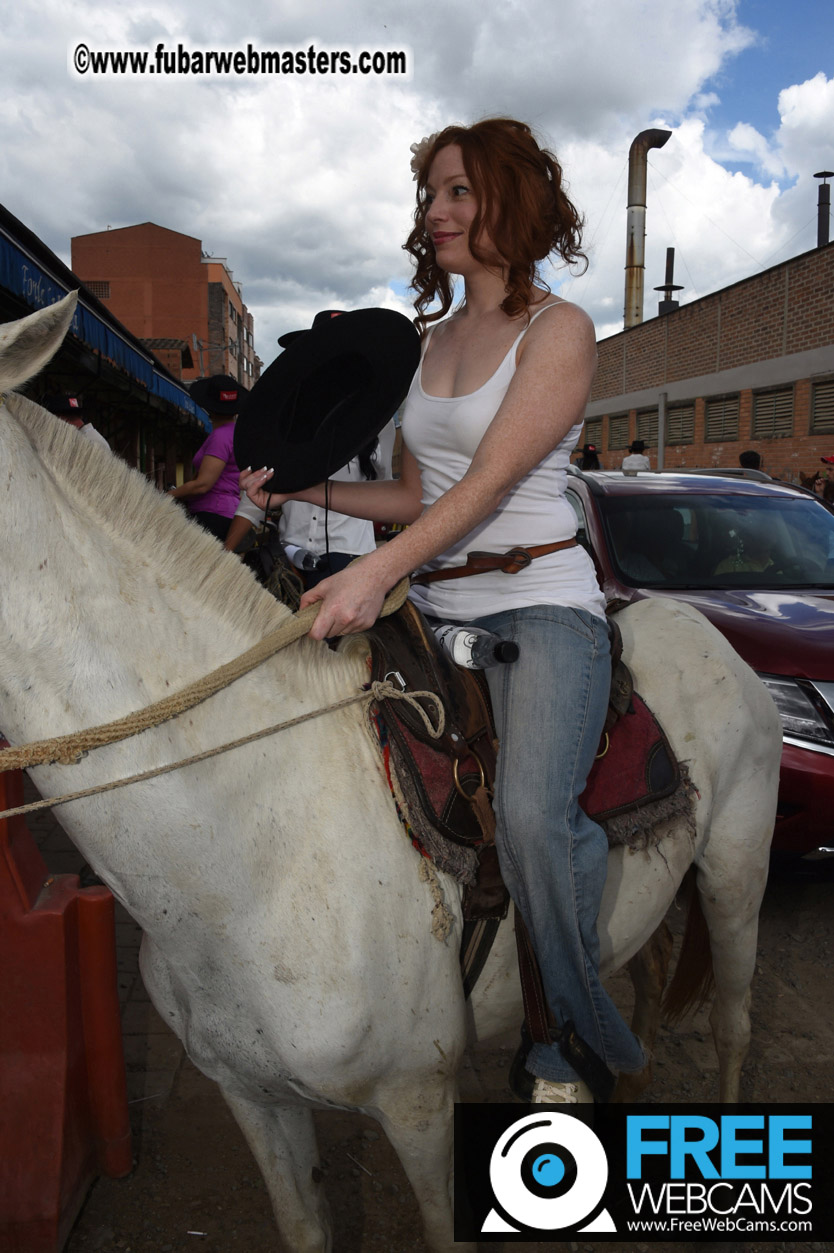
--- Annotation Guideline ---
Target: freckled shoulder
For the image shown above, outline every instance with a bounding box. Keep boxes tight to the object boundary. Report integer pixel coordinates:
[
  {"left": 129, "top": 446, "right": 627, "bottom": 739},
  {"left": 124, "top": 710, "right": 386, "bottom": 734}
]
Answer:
[{"left": 517, "top": 298, "right": 596, "bottom": 363}]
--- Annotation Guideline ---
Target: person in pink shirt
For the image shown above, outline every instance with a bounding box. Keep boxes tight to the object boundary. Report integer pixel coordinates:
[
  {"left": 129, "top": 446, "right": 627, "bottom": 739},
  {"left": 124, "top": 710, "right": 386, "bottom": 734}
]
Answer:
[{"left": 168, "top": 374, "right": 243, "bottom": 541}]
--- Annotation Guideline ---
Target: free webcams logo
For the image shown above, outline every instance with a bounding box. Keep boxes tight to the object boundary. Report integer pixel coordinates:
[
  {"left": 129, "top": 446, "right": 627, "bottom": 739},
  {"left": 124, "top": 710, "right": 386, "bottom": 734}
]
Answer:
[
  {"left": 454, "top": 1104, "right": 834, "bottom": 1242},
  {"left": 482, "top": 1111, "right": 614, "bottom": 1233},
  {"left": 624, "top": 1112, "right": 813, "bottom": 1238}
]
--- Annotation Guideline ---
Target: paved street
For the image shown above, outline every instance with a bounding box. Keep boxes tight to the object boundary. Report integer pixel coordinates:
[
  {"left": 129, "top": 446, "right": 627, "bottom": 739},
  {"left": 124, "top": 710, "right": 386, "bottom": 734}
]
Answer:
[{"left": 23, "top": 777, "right": 834, "bottom": 1251}]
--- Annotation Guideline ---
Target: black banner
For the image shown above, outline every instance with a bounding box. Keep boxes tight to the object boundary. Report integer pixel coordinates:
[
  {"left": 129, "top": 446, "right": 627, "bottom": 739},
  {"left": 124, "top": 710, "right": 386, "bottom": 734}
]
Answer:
[{"left": 454, "top": 1103, "right": 834, "bottom": 1241}]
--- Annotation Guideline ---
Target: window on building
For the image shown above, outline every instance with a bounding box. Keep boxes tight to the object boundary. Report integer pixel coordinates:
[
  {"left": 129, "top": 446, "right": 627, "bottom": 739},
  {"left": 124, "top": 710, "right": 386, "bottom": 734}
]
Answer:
[
  {"left": 705, "top": 395, "right": 739, "bottom": 442},
  {"left": 584, "top": 419, "right": 602, "bottom": 449},
  {"left": 86, "top": 280, "right": 110, "bottom": 300},
  {"left": 608, "top": 414, "right": 629, "bottom": 449},
  {"left": 752, "top": 387, "right": 794, "bottom": 439},
  {"left": 229, "top": 306, "right": 237, "bottom": 324},
  {"left": 636, "top": 408, "right": 658, "bottom": 447},
  {"left": 667, "top": 403, "right": 695, "bottom": 445},
  {"left": 811, "top": 379, "right": 834, "bottom": 435}
]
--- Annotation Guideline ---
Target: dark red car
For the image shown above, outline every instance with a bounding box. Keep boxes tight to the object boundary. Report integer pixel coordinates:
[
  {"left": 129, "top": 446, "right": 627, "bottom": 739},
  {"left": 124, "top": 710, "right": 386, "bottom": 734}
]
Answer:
[{"left": 565, "top": 467, "right": 834, "bottom": 855}]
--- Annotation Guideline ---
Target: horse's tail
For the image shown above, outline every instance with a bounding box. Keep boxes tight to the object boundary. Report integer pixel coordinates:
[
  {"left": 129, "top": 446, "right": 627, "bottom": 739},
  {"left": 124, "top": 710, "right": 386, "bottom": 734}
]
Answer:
[{"left": 662, "top": 868, "right": 714, "bottom": 1022}]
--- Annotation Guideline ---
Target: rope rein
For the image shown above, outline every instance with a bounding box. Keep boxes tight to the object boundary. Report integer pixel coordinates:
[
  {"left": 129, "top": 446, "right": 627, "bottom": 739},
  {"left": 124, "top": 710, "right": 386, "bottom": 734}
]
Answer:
[
  {"left": 0, "top": 577, "right": 410, "bottom": 773},
  {"left": 0, "top": 680, "right": 445, "bottom": 822},
  {"left": 0, "top": 577, "right": 442, "bottom": 822}
]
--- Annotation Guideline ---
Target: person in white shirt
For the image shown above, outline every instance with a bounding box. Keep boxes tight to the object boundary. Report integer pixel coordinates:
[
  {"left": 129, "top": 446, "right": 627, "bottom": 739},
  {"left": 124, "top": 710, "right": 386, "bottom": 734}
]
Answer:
[
  {"left": 42, "top": 393, "right": 110, "bottom": 452},
  {"left": 276, "top": 452, "right": 377, "bottom": 586},
  {"left": 621, "top": 439, "right": 651, "bottom": 471},
  {"left": 227, "top": 447, "right": 377, "bottom": 585}
]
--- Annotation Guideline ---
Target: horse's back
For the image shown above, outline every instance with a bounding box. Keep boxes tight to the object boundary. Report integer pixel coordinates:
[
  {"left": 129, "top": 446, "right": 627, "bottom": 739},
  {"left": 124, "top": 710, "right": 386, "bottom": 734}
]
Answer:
[
  {"left": 614, "top": 594, "right": 780, "bottom": 895},
  {"left": 615, "top": 595, "right": 779, "bottom": 773}
]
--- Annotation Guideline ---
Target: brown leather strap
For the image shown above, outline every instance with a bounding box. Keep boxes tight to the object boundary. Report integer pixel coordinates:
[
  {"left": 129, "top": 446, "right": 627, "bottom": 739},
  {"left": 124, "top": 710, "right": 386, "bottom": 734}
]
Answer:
[
  {"left": 412, "top": 538, "right": 578, "bottom": 586},
  {"left": 514, "top": 909, "right": 552, "bottom": 1046}
]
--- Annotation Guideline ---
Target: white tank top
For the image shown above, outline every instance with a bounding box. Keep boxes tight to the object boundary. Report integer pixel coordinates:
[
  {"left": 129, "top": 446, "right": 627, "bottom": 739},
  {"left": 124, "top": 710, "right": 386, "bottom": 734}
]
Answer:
[{"left": 402, "top": 303, "right": 606, "bottom": 622}]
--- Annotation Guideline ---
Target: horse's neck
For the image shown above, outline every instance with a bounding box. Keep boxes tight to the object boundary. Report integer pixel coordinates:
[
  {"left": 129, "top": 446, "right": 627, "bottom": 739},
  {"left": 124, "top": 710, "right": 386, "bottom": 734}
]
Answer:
[
  {"left": 0, "top": 308, "right": 391, "bottom": 956},
  {"left": 0, "top": 395, "right": 371, "bottom": 870},
  {"left": 0, "top": 429, "right": 372, "bottom": 933},
  {"left": 0, "top": 394, "right": 295, "bottom": 735}
]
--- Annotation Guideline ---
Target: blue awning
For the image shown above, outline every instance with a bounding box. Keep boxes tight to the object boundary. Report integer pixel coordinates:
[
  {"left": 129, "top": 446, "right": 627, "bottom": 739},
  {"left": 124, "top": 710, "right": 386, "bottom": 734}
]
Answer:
[{"left": 0, "top": 230, "right": 211, "bottom": 434}]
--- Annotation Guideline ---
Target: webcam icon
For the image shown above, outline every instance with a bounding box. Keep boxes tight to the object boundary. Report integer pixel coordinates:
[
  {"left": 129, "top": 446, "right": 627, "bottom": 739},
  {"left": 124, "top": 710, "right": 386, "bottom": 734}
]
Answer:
[{"left": 482, "top": 1111, "right": 615, "bottom": 1233}]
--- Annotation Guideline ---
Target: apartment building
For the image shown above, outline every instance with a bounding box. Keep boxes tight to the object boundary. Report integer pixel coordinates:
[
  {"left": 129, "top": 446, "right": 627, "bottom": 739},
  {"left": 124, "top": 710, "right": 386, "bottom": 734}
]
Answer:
[{"left": 71, "top": 223, "right": 261, "bottom": 388}]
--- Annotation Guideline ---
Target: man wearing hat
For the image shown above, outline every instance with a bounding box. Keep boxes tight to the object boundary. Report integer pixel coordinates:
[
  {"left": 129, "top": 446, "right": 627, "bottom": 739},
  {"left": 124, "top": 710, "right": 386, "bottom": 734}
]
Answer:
[
  {"left": 575, "top": 442, "right": 600, "bottom": 471},
  {"left": 820, "top": 456, "right": 834, "bottom": 503},
  {"left": 42, "top": 393, "right": 110, "bottom": 452},
  {"left": 168, "top": 374, "right": 243, "bottom": 541},
  {"left": 622, "top": 439, "right": 650, "bottom": 471}
]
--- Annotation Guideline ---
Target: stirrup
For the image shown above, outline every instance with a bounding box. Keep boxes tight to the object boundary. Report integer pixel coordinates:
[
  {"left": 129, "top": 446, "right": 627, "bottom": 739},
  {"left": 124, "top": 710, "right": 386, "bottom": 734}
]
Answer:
[
  {"left": 508, "top": 1038, "right": 534, "bottom": 1102},
  {"left": 531, "top": 1077, "right": 593, "bottom": 1104}
]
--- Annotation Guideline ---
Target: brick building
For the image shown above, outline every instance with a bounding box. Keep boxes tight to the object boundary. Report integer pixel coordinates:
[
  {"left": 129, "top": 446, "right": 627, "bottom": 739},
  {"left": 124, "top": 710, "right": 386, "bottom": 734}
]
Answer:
[
  {"left": 582, "top": 240, "right": 834, "bottom": 482},
  {"left": 70, "top": 223, "right": 261, "bottom": 388}
]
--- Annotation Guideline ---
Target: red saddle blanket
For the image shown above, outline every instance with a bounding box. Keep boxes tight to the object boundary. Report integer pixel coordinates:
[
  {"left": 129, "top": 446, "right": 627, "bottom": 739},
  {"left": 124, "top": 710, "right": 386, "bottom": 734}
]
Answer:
[
  {"left": 366, "top": 600, "right": 694, "bottom": 922},
  {"left": 580, "top": 692, "right": 679, "bottom": 823},
  {"left": 372, "top": 686, "right": 684, "bottom": 878}
]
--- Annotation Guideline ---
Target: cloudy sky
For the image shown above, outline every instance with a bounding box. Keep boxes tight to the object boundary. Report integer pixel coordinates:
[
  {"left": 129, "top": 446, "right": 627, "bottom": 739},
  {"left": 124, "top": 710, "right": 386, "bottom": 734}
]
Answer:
[{"left": 1, "top": 0, "right": 831, "bottom": 366}]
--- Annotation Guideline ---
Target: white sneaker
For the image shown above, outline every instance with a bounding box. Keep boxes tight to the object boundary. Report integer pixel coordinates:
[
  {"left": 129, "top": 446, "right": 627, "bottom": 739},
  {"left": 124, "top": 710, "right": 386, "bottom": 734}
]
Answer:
[{"left": 531, "top": 1077, "right": 593, "bottom": 1104}]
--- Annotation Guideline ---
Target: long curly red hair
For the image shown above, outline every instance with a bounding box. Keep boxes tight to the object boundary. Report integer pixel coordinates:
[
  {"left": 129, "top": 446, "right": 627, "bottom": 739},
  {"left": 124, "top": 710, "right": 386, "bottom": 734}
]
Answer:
[{"left": 404, "top": 117, "right": 586, "bottom": 328}]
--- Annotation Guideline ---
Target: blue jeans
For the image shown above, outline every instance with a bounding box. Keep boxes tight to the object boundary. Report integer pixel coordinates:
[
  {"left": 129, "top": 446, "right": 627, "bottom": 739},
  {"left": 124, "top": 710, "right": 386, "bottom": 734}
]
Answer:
[{"left": 474, "top": 603, "right": 645, "bottom": 1082}]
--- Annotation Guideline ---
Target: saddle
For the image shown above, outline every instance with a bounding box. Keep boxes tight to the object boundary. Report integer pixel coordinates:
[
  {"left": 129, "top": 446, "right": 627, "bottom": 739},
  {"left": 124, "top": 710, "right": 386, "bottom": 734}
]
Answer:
[
  {"left": 365, "top": 599, "right": 685, "bottom": 923},
  {"left": 365, "top": 598, "right": 694, "bottom": 1086},
  {"left": 366, "top": 600, "right": 506, "bottom": 918}
]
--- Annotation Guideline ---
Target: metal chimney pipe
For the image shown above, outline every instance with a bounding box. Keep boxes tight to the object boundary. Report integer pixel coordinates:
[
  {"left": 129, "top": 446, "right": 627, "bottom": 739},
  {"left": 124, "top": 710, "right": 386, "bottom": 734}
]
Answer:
[
  {"left": 815, "top": 171, "right": 833, "bottom": 248},
  {"left": 654, "top": 246, "right": 684, "bottom": 315},
  {"left": 624, "top": 128, "right": 671, "bottom": 328}
]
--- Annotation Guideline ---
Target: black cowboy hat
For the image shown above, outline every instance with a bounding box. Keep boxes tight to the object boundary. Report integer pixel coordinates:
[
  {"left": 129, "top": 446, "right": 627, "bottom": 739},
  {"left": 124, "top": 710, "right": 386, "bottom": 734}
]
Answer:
[
  {"left": 234, "top": 308, "right": 420, "bottom": 493},
  {"left": 628, "top": 439, "right": 646, "bottom": 453},
  {"left": 189, "top": 374, "right": 244, "bottom": 416},
  {"left": 42, "top": 393, "right": 83, "bottom": 415},
  {"left": 276, "top": 310, "right": 343, "bottom": 349}
]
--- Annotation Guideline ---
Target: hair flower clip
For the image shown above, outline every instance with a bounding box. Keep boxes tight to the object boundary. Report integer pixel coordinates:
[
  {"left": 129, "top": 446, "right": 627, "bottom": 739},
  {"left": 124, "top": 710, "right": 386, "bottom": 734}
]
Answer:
[{"left": 409, "top": 133, "right": 439, "bottom": 180}]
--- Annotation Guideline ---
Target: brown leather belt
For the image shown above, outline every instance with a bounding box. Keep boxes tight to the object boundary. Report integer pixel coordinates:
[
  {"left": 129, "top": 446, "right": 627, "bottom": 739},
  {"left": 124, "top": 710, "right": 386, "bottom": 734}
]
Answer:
[{"left": 411, "top": 538, "right": 578, "bottom": 586}]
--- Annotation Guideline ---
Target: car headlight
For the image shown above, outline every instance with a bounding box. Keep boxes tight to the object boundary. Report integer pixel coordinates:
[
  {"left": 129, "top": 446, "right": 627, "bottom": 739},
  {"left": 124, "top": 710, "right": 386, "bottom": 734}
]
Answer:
[{"left": 756, "top": 674, "right": 834, "bottom": 747}]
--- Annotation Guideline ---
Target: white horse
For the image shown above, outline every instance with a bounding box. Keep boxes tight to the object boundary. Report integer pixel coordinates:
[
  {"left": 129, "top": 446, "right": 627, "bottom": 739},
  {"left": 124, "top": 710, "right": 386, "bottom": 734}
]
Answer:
[{"left": 0, "top": 295, "right": 781, "bottom": 1253}]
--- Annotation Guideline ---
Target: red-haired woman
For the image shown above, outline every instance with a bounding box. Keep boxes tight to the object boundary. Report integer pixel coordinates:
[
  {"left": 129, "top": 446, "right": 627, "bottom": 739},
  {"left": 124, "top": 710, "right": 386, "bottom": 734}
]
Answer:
[{"left": 242, "top": 118, "right": 644, "bottom": 1102}]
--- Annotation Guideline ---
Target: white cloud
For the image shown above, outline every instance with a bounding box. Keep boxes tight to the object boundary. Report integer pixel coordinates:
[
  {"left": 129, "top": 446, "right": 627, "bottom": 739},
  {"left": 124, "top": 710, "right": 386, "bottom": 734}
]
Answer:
[
  {"left": 727, "top": 121, "right": 787, "bottom": 179},
  {"left": 0, "top": 0, "right": 829, "bottom": 362}
]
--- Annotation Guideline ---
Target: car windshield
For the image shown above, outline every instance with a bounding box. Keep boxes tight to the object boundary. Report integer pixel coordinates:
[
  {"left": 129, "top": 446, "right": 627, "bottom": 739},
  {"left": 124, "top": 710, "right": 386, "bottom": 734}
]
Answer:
[{"left": 601, "top": 493, "right": 834, "bottom": 590}]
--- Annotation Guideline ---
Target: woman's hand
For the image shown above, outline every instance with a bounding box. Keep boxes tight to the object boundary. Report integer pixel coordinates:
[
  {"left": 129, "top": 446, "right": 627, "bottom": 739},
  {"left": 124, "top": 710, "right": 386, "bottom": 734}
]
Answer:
[
  {"left": 299, "top": 559, "right": 390, "bottom": 640},
  {"left": 239, "top": 466, "right": 286, "bottom": 511}
]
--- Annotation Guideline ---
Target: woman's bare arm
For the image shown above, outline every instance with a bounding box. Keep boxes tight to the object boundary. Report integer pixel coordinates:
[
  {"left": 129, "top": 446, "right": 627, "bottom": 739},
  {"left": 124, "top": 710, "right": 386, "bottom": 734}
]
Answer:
[
  {"left": 240, "top": 443, "right": 425, "bottom": 525},
  {"left": 168, "top": 454, "right": 226, "bottom": 501}
]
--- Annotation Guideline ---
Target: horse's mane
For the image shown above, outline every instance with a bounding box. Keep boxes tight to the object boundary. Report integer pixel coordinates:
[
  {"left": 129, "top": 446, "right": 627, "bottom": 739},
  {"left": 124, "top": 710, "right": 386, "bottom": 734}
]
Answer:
[{"left": 4, "top": 391, "right": 292, "bottom": 642}]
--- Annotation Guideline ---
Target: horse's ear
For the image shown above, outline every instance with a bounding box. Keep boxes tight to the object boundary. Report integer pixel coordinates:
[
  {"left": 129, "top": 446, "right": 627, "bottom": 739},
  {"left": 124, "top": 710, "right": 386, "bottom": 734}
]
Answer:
[{"left": 0, "top": 292, "right": 78, "bottom": 392}]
